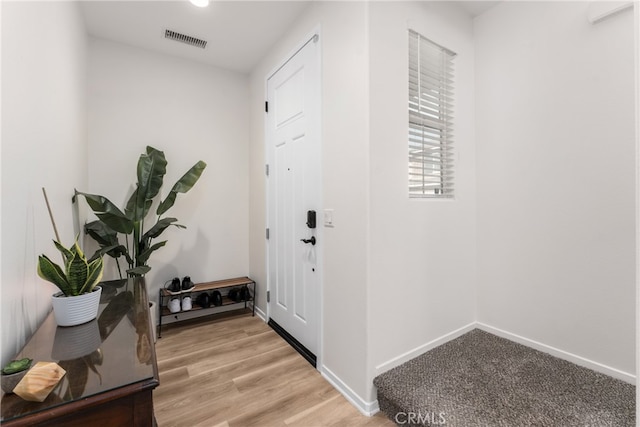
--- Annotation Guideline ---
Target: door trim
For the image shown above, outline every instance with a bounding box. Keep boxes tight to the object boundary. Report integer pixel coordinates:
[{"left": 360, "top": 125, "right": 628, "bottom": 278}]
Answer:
[
  {"left": 264, "top": 27, "right": 323, "bottom": 370},
  {"left": 634, "top": 2, "right": 639, "bottom": 420}
]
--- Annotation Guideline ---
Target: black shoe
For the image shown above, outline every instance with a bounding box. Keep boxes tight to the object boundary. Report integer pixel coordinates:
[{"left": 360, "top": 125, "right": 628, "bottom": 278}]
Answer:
[
  {"left": 196, "top": 292, "right": 211, "bottom": 308},
  {"left": 181, "top": 276, "right": 194, "bottom": 293},
  {"left": 165, "top": 277, "right": 181, "bottom": 295},
  {"left": 239, "top": 286, "right": 251, "bottom": 301},
  {"left": 211, "top": 290, "right": 223, "bottom": 306},
  {"left": 228, "top": 288, "right": 242, "bottom": 303}
]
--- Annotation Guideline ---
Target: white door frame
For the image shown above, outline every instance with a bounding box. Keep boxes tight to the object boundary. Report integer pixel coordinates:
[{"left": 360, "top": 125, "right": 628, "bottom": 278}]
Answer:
[
  {"left": 634, "top": 2, "right": 639, "bottom": 422},
  {"left": 264, "top": 27, "right": 323, "bottom": 370}
]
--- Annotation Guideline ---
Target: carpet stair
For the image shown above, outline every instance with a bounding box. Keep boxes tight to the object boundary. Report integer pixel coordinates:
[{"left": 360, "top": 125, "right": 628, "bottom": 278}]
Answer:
[{"left": 373, "top": 329, "right": 635, "bottom": 426}]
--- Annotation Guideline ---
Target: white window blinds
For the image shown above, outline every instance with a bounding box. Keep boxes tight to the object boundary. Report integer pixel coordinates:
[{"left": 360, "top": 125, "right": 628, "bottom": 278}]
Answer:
[{"left": 408, "top": 29, "right": 456, "bottom": 198}]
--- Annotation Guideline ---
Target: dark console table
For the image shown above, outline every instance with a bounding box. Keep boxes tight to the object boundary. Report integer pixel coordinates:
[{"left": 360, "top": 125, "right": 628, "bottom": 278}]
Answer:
[{"left": 1, "top": 278, "right": 159, "bottom": 426}]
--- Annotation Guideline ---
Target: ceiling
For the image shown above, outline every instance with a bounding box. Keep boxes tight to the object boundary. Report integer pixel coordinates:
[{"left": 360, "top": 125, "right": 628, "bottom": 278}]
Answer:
[
  {"left": 80, "top": 1, "right": 311, "bottom": 74},
  {"left": 81, "top": 1, "right": 500, "bottom": 74},
  {"left": 456, "top": 1, "right": 500, "bottom": 17}
]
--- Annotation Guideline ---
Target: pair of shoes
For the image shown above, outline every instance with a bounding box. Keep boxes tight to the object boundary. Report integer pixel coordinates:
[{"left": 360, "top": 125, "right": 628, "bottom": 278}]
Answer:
[
  {"left": 165, "top": 276, "right": 195, "bottom": 294},
  {"left": 168, "top": 295, "right": 193, "bottom": 313},
  {"left": 165, "top": 275, "right": 195, "bottom": 313},
  {"left": 228, "top": 286, "right": 251, "bottom": 303},
  {"left": 165, "top": 277, "right": 181, "bottom": 295},
  {"left": 195, "top": 290, "right": 223, "bottom": 308},
  {"left": 228, "top": 287, "right": 246, "bottom": 303}
]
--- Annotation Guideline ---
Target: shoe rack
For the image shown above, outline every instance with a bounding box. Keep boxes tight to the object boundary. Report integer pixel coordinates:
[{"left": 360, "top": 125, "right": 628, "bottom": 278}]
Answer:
[{"left": 157, "top": 276, "right": 256, "bottom": 338}]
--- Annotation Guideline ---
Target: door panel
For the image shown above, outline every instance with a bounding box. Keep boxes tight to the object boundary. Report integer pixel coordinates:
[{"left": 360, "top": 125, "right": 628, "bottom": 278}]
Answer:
[{"left": 267, "top": 35, "right": 320, "bottom": 357}]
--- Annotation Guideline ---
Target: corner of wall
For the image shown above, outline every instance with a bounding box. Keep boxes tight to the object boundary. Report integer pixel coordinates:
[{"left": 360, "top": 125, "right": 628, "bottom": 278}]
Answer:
[{"left": 321, "top": 366, "right": 380, "bottom": 416}]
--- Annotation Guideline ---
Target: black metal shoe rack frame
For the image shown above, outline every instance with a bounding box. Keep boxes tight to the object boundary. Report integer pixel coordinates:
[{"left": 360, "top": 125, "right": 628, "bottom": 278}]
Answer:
[{"left": 157, "top": 276, "right": 256, "bottom": 338}]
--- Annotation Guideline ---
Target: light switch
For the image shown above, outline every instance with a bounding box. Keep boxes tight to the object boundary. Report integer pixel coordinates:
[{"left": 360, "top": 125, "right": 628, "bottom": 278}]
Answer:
[{"left": 324, "top": 209, "right": 334, "bottom": 227}]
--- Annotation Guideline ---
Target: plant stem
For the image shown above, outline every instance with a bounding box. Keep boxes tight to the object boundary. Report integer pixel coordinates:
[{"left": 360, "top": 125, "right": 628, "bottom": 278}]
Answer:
[
  {"left": 133, "top": 222, "right": 140, "bottom": 269},
  {"left": 116, "top": 257, "right": 123, "bottom": 279},
  {"left": 140, "top": 217, "right": 145, "bottom": 269},
  {"left": 125, "top": 234, "right": 132, "bottom": 270}
]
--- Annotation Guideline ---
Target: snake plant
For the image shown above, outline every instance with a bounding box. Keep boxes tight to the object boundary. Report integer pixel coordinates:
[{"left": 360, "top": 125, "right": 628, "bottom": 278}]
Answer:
[
  {"left": 37, "top": 239, "right": 104, "bottom": 297},
  {"left": 74, "top": 146, "right": 206, "bottom": 278}
]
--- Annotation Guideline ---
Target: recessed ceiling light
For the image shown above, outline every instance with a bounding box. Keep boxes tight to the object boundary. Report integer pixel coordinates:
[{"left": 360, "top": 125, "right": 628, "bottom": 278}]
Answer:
[{"left": 189, "top": 0, "right": 209, "bottom": 8}]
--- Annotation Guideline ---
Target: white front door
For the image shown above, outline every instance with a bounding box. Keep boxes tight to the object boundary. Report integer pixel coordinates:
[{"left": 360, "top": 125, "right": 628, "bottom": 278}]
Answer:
[{"left": 266, "top": 34, "right": 321, "bottom": 360}]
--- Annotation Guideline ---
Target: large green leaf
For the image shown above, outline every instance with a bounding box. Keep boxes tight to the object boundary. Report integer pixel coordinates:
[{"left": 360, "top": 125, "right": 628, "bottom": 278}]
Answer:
[
  {"left": 37, "top": 254, "right": 71, "bottom": 295},
  {"left": 84, "top": 221, "right": 128, "bottom": 260},
  {"left": 142, "top": 217, "right": 185, "bottom": 241},
  {"left": 85, "top": 221, "right": 116, "bottom": 247},
  {"left": 124, "top": 188, "right": 137, "bottom": 219},
  {"left": 124, "top": 187, "right": 153, "bottom": 222},
  {"left": 75, "top": 190, "right": 133, "bottom": 234},
  {"left": 89, "top": 244, "right": 126, "bottom": 263},
  {"left": 136, "top": 240, "right": 167, "bottom": 266},
  {"left": 141, "top": 146, "right": 167, "bottom": 200},
  {"left": 157, "top": 161, "right": 207, "bottom": 216},
  {"left": 130, "top": 147, "right": 167, "bottom": 221}
]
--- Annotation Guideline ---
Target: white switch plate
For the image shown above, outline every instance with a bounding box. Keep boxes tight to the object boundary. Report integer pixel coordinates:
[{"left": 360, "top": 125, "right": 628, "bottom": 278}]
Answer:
[{"left": 324, "top": 209, "right": 334, "bottom": 227}]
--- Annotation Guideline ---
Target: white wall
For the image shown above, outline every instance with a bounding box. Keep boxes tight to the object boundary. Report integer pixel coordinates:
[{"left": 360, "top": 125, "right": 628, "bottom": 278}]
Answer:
[
  {"left": 249, "top": 0, "right": 372, "bottom": 406},
  {"left": 87, "top": 38, "right": 250, "bottom": 303},
  {"left": 475, "top": 2, "right": 636, "bottom": 376},
  {"left": 3, "top": 0, "right": 631, "bottom": 412},
  {"left": 1, "top": 2, "right": 88, "bottom": 365},
  {"left": 367, "top": 1, "right": 477, "bottom": 401}
]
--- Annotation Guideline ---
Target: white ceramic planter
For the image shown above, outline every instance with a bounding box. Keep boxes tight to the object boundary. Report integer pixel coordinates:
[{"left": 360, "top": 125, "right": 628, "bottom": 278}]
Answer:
[{"left": 51, "top": 286, "right": 102, "bottom": 327}]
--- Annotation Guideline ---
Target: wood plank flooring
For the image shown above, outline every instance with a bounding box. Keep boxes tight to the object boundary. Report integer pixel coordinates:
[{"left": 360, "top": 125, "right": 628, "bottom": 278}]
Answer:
[{"left": 153, "top": 312, "right": 395, "bottom": 427}]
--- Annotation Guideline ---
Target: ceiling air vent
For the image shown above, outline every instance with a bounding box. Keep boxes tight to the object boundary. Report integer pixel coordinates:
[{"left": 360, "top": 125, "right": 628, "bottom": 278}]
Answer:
[{"left": 164, "top": 29, "right": 208, "bottom": 49}]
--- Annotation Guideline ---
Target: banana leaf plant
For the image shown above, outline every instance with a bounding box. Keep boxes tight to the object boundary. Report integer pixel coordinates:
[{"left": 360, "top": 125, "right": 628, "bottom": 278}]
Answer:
[{"left": 74, "top": 146, "right": 207, "bottom": 278}]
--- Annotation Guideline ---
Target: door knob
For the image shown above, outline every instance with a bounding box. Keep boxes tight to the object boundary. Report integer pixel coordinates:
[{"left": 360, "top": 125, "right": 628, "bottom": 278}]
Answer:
[{"left": 300, "top": 236, "right": 316, "bottom": 246}]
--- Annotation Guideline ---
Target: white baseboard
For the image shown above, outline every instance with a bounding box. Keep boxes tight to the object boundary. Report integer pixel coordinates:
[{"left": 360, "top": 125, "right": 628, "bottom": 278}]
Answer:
[
  {"left": 374, "top": 322, "right": 477, "bottom": 376},
  {"left": 321, "top": 366, "right": 379, "bottom": 416},
  {"left": 255, "top": 305, "right": 267, "bottom": 322},
  {"left": 476, "top": 322, "right": 636, "bottom": 385}
]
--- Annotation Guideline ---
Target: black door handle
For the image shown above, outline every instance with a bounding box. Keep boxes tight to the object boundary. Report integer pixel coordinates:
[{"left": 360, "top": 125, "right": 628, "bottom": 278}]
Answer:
[{"left": 300, "top": 236, "right": 316, "bottom": 246}]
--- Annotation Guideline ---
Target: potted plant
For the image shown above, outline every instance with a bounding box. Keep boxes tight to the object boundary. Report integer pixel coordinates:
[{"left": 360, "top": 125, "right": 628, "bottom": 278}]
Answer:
[
  {"left": 74, "top": 146, "right": 207, "bottom": 278},
  {"left": 1, "top": 358, "right": 32, "bottom": 394},
  {"left": 37, "top": 239, "right": 104, "bottom": 327}
]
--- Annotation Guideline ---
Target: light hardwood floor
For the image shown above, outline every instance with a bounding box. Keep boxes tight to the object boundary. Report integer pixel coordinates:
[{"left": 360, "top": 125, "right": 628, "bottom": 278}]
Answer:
[{"left": 153, "top": 312, "right": 395, "bottom": 427}]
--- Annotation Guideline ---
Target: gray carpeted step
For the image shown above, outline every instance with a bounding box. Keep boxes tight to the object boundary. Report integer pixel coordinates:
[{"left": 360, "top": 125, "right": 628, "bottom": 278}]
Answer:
[{"left": 373, "top": 329, "right": 635, "bottom": 426}]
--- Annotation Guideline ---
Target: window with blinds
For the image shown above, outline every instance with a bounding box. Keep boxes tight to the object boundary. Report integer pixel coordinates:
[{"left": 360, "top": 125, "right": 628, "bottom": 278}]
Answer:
[{"left": 408, "top": 29, "right": 456, "bottom": 198}]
